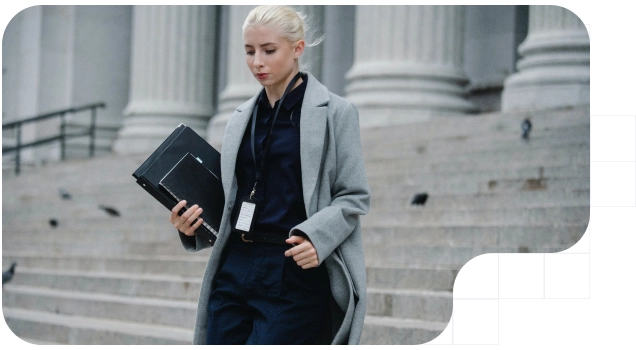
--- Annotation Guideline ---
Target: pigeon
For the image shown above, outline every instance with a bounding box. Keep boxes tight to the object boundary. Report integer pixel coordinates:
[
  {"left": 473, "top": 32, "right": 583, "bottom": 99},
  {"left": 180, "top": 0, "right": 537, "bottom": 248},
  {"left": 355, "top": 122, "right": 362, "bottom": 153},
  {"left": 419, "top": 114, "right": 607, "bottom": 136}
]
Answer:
[
  {"left": 59, "top": 187, "right": 72, "bottom": 200},
  {"left": 521, "top": 118, "right": 532, "bottom": 141},
  {"left": 411, "top": 192, "right": 429, "bottom": 206},
  {"left": 49, "top": 218, "right": 58, "bottom": 228},
  {"left": 98, "top": 205, "right": 120, "bottom": 217},
  {"left": 2, "top": 262, "right": 17, "bottom": 285}
]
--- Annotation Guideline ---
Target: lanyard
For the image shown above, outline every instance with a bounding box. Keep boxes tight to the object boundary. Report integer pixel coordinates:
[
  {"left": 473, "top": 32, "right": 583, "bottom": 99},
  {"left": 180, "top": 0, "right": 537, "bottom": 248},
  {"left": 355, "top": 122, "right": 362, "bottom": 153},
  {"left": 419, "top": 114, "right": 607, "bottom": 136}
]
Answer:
[{"left": 249, "top": 71, "right": 304, "bottom": 200}]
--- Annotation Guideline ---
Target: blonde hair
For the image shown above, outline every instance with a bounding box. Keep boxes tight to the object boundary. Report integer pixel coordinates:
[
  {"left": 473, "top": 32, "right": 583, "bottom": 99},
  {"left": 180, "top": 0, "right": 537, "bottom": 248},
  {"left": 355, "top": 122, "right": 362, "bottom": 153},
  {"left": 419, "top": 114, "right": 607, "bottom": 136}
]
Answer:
[{"left": 243, "top": 5, "right": 322, "bottom": 47}]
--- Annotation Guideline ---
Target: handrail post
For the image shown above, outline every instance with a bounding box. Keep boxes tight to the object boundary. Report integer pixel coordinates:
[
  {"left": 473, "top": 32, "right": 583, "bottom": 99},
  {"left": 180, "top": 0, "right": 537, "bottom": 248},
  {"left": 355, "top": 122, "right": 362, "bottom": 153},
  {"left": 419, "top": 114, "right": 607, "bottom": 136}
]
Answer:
[
  {"left": 60, "top": 112, "right": 66, "bottom": 160},
  {"left": 15, "top": 123, "right": 22, "bottom": 175},
  {"left": 2, "top": 102, "right": 106, "bottom": 175},
  {"left": 89, "top": 106, "right": 96, "bottom": 157}
]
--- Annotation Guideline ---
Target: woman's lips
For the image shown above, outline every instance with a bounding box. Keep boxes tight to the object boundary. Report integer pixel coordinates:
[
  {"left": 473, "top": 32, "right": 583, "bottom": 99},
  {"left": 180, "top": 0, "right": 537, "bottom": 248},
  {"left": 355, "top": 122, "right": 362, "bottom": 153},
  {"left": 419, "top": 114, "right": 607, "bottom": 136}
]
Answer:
[{"left": 256, "top": 73, "right": 268, "bottom": 80}]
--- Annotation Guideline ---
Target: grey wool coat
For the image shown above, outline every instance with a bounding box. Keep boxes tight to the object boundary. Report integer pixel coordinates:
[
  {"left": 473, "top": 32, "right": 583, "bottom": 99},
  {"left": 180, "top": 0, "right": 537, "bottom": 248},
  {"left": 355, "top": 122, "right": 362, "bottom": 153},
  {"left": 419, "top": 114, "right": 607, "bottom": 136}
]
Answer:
[{"left": 178, "top": 72, "right": 371, "bottom": 345}]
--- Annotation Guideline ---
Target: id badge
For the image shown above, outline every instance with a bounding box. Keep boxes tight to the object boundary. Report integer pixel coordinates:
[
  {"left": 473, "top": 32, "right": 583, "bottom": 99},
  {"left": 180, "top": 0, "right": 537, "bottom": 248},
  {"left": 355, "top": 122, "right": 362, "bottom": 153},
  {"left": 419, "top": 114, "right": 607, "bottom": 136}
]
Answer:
[{"left": 232, "top": 196, "right": 258, "bottom": 234}]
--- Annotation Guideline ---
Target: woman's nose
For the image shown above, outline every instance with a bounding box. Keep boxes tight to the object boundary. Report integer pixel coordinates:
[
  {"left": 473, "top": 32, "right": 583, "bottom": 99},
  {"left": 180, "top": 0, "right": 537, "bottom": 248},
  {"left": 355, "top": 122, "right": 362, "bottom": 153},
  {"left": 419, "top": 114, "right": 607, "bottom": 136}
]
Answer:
[{"left": 253, "top": 52, "right": 264, "bottom": 67}]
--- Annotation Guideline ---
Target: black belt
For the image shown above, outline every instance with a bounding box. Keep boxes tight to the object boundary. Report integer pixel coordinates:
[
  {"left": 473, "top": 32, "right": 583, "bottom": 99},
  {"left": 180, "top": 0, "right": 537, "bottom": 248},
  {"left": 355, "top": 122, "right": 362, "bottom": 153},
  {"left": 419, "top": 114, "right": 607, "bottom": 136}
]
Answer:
[{"left": 235, "top": 231, "right": 290, "bottom": 245}]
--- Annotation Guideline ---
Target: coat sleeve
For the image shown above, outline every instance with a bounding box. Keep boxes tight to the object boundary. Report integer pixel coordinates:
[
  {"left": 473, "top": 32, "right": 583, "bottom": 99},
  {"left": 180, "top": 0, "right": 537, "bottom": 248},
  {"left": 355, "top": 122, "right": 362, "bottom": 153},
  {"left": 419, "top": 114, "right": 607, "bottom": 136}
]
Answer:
[
  {"left": 178, "top": 229, "right": 214, "bottom": 252},
  {"left": 290, "top": 102, "right": 370, "bottom": 265}
]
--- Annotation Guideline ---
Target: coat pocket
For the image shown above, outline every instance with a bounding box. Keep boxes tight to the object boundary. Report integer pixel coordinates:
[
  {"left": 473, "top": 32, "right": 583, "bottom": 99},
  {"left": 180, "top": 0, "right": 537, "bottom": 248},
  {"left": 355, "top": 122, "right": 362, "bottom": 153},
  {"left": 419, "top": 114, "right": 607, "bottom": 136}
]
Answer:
[{"left": 335, "top": 247, "right": 359, "bottom": 301}]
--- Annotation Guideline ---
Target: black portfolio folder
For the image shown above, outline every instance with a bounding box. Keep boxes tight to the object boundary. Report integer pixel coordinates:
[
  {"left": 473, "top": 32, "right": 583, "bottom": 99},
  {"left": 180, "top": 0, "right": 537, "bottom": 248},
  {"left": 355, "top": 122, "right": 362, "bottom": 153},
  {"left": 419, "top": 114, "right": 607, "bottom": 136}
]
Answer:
[
  {"left": 159, "top": 152, "right": 224, "bottom": 236},
  {"left": 132, "top": 124, "right": 223, "bottom": 242}
]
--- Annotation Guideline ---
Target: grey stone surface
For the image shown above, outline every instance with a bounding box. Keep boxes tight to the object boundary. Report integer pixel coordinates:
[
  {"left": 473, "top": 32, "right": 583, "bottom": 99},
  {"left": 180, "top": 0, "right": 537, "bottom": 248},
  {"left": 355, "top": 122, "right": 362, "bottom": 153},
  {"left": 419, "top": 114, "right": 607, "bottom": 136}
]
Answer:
[
  {"left": 2, "top": 105, "right": 588, "bottom": 345},
  {"left": 2, "top": 253, "right": 208, "bottom": 277},
  {"left": 8, "top": 268, "right": 202, "bottom": 301},
  {"left": 367, "top": 288, "right": 453, "bottom": 322},
  {"left": 3, "top": 307, "right": 192, "bottom": 345},
  {"left": 3, "top": 285, "right": 197, "bottom": 328},
  {"left": 361, "top": 316, "right": 448, "bottom": 345}
]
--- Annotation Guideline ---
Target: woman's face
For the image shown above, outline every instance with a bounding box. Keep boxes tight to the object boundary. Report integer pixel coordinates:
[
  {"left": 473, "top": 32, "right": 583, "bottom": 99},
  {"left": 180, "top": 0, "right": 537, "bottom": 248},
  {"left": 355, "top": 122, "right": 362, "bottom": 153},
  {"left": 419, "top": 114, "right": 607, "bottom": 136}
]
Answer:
[{"left": 244, "top": 25, "right": 304, "bottom": 95}]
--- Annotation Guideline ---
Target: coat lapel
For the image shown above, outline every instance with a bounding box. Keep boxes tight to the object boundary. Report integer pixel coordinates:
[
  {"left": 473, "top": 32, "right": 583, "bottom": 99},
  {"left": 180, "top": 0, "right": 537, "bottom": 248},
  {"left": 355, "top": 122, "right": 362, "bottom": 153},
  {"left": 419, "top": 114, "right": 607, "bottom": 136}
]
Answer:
[
  {"left": 220, "top": 72, "right": 330, "bottom": 215},
  {"left": 221, "top": 95, "right": 257, "bottom": 196},
  {"left": 300, "top": 72, "right": 330, "bottom": 214}
]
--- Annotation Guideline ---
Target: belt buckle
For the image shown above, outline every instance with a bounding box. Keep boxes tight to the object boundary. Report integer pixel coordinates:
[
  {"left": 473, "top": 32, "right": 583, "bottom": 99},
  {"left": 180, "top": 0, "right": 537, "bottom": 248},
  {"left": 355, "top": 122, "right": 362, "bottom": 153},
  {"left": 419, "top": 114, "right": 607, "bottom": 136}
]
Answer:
[{"left": 241, "top": 233, "right": 253, "bottom": 243}]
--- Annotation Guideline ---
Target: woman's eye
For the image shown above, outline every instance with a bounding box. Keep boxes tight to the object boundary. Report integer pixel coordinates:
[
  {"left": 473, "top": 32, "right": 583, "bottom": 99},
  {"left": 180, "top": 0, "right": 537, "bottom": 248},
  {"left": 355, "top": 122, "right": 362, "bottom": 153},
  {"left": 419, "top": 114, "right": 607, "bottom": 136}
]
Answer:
[
  {"left": 246, "top": 51, "right": 254, "bottom": 56},
  {"left": 265, "top": 50, "right": 275, "bottom": 54}
]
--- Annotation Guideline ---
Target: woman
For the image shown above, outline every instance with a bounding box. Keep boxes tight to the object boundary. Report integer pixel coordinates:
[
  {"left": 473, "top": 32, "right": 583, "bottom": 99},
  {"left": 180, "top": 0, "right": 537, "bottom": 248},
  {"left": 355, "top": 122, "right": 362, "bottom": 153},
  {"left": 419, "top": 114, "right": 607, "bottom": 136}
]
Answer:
[{"left": 170, "top": 5, "right": 370, "bottom": 345}]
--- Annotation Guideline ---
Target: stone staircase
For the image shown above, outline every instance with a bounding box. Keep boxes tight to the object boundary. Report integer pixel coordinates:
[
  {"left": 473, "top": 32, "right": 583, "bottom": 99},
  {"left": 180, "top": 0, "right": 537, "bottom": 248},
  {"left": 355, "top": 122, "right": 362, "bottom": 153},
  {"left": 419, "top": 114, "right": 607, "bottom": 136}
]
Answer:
[
  {"left": 2, "top": 106, "right": 589, "bottom": 345},
  {"left": 357, "top": 106, "right": 589, "bottom": 344}
]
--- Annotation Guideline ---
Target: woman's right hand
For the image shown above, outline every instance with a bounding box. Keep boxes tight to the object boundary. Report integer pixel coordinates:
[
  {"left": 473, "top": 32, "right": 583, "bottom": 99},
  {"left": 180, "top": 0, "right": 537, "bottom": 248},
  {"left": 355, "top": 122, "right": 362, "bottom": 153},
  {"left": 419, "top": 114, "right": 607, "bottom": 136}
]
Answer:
[{"left": 170, "top": 200, "right": 204, "bottom": 236}]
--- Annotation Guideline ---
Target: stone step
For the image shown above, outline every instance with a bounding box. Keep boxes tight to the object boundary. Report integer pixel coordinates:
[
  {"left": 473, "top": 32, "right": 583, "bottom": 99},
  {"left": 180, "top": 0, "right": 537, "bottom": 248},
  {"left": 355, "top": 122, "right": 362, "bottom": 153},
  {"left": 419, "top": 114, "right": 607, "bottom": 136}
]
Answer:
[
  {"left": 362, "top": 225, "right": 586, "bottom": 252},
  {"left": 2, "top": 240, "right": 194, "bottom": 257},
  {"left": 1, "top": 216, "right": 177, "bottom": 239},
  {"left": 4, "top": 221, "right": 586, "bottom": 259},
  {"left": 362, "top": 114, "right": 588, "bottom": 141},
  {"left": 370, "top": 189, "right": 589, "bottom": 211},
  {"left": 1, "top": 223, "right": 184, "bottom": 243},
  {"left": 3, "top": 177, "right": 588, "bottom": 221},
  {"left": 2, "top": 253, "right": 208, "bottom": 278},
  {"left": 19, "top": 337, "right": 64, "bottom": 345},
  {"left": 2, "top": 180, "right": 135, "bottom": 202},
  {"left": 3, "top": 163, "right": 589, "bottom": 200},
  {"left": 2, "top": 179, "right": 151, "bottom": 203},
  {"left": 368, "top": 177, "right": 589, "bottom": 200},
  {"left": 360, "top": 315, "right": 447, "bottom": 345},
  {"left": 2, "top": 285, "right": 197, "bottom": 329},
  {"left": 361, "top": 106, "right": 588, "bottom": 141},
  {"left": 1, "top": 197, "right": 164, "bottom": 219},
  {"left": 362, "top": 124, "right": 588, "bottom": 160},
  {"left": 3, "top": 149, "right": 587, "bottom": 205},
  {"left": 1, "top": 155, "right": 146, "bottom": 185},
  {"left": 364, "top": 147, "right": 589, "bottom": 176},
  {"left": 1, "top": 253, "right": 455, "bottom": 291},
  {"left": 367, "top": 163, "right": 588, "bottom": 184},
  {"left": 367, "top": 288, "right": 453, "bottom": 322},
  {"left": 365, "top": 154, "right": 589, "bottom": 179},
  {"left": 366, "top": 266, "right": 457, "bottom": 291},
  {"left": 8, "top": 267, "right": 202, "bottom": 301},
  {"left": 3, "top": 307, "right": 192, "bottom": 345},
  {"left": 362, "top": 206, "right": 589, "bottom": 227},
  {"left": 363, "top": 245, "right": 518, "bottom": 269},
  {"left": 362, "top": 131, "right": 588, "bottom": 162}
]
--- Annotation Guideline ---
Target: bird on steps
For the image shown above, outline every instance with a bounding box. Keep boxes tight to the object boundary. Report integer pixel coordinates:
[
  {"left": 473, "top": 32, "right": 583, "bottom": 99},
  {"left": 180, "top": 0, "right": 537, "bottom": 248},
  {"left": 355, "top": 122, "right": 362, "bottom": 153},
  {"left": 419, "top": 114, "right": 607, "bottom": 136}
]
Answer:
[
  {"left": 521, "top": 118, "right": 532, "bottom": 141},
  {"left": 3, "top": 262, "right": 17, "bottom": 285},
  {"left": 98, "top": 205, "right": 120, "bottom": 217},
  {"left": 411, "top": 192, "right": 429, "bottom": 206},
  {"left": 58, "top": 187, "right": 72, "bottom": 200}
]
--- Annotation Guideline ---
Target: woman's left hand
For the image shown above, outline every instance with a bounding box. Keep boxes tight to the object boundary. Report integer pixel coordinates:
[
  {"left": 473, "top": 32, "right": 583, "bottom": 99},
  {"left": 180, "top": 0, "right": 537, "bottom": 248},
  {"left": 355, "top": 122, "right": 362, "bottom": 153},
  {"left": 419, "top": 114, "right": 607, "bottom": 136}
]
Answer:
[{"left": 285, "top": 235, "right": 319, "bottom": 269}]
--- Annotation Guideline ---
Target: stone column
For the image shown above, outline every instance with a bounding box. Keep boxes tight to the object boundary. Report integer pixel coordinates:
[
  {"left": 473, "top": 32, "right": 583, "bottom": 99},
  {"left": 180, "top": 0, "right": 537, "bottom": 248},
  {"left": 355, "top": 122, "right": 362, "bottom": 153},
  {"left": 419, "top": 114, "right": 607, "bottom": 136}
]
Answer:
[
  {"left": 501, "top": 5, "right": 589, "bottom": 112},
  {"left": 207, "top": 6, "right": 260, "bottom": 147},
  {"left": 207, "top": 5, "right": 324, "bottom": 147},
  {"left": 346, "top": 5, "right": 475, "bottom": 127},
  {"left": 294, "top": 5, "right": 324, "bottom": 80},
  {"left": 321, "top": 5, "right": 355, "bottom": 97},
  {"left": 114, "top": 5, "right": 216, "bottom": 154}
]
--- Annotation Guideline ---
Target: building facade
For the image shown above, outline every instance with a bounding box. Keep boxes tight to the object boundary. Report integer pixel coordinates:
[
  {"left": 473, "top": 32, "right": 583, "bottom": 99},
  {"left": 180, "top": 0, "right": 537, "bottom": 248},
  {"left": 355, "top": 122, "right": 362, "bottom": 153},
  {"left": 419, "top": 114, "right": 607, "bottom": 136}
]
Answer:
[{"left": 2, "top": 5, "right": 589, "bottom": 163}]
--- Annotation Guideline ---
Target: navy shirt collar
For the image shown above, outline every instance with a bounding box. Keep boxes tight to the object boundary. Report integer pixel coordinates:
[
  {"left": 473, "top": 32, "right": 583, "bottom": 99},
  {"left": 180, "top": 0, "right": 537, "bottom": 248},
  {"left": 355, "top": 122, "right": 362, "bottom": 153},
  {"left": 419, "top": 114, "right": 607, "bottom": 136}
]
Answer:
[{"left": 258, "top": 75, "right": 308, "bottom": 111}]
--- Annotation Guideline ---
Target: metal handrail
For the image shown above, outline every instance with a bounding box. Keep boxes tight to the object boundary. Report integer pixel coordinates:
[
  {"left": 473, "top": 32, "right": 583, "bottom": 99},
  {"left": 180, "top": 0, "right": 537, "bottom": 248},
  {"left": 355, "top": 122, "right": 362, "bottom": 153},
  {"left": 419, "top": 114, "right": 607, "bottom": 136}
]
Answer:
[{"left": 2, "top": 102, "right": 106, "bottom": 175}]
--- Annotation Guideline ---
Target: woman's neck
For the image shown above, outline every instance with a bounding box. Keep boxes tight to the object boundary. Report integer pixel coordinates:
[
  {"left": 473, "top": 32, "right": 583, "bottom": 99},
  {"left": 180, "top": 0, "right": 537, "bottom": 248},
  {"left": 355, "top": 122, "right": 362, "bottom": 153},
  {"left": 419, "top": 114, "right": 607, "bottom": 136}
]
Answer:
[{"left": 265, "top": 71, "right": 303, "bottom": 108}]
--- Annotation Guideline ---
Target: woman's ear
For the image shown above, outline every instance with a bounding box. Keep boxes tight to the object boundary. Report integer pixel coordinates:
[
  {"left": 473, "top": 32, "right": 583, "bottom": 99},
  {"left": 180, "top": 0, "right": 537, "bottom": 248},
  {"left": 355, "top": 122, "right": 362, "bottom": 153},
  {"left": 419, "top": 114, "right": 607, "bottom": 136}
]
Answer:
[{"left": 294, "top": 40, "right": 305, "bottom": 59}]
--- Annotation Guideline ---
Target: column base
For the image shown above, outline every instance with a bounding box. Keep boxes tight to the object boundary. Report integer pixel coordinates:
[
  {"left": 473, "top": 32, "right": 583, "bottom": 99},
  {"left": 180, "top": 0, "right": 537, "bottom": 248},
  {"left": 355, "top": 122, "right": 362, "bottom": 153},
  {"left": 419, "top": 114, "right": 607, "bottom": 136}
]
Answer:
[
  {"left": 113, "top": 115, "right": 210, "bottom": 155},
  {"left": 501, "top": 31, "right": 589, "bottom": 112},
  {"left": 113, "top": 100, "right": 212, "bottom": 155},
  {"left": 206, "top": 83, "right": 260, "bottom": 149},
  {"left": 356, "top": 106, "right": 477, "bottom": 129},
  {"left": 501, "top": 81, "right": 589, "bottom": 112},
  {"left": 346, "top": 62, "right": 476, "bottom": 127}
]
